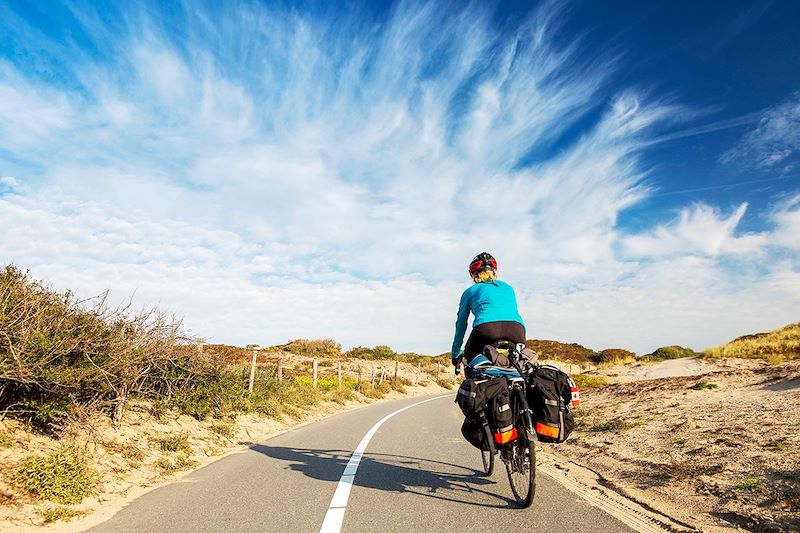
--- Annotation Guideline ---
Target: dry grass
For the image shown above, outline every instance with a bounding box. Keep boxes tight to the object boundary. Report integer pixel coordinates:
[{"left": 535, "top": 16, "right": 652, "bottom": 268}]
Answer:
[
  {"left": 703, "top": 322, "right": 800, "bottom": 363},
  {"left": 572, "top": 373, "right": 609, "bottom": 389}
]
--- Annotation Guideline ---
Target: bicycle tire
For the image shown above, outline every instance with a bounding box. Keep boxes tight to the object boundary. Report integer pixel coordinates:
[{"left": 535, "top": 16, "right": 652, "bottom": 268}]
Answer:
[
  {"left": 505, "top": 386, "right": 536, "bottom": 507},
  {"left": 481, "top": 423, "right": 495, "bottom": 475},
  {"left": 505, "top": 437, "right": 536, "bottom": 507}
]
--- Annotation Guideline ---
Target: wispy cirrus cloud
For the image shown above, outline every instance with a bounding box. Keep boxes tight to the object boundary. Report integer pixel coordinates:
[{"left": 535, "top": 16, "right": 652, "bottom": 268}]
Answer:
[
  {"left": 722, "top": 91, "right": 800, "bottom": 170},
  {"left": 1, "top": 0, "right": 798, "bottom": 354}
]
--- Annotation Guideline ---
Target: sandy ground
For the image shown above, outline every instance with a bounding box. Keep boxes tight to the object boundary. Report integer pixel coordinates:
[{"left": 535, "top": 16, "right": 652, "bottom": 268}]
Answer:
[
  {"left": 0, "top": 358, "right": 451, "bottom": 532},
  {"left": 547, "top": 357, "right": 800, "bottom": 532}
]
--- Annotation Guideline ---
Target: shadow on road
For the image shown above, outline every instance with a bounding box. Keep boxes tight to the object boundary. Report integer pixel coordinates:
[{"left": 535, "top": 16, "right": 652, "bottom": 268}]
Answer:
[{"left": 251, "top": 445, "right": 515, "bottom": 508}]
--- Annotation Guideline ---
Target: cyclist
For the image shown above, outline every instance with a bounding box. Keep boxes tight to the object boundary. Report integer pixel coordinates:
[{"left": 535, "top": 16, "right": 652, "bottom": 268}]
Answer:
[{"left": 451, "top": 252, "right": 526, "bottom": 372}]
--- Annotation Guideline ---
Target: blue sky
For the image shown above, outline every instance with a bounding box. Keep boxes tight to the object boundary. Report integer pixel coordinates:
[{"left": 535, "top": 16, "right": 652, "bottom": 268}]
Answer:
[{"left": 1, "top": 0, "right": 798, "bottom": 354}]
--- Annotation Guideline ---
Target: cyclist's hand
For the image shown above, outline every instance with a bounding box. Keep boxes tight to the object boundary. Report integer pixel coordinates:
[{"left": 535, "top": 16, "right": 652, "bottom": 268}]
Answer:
[{"left": 453, "top": 352, "right": 463, "bottom": 375}]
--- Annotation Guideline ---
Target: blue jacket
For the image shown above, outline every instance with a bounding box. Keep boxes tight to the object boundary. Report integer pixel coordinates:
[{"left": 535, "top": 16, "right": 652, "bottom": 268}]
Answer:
[{"left": 451, "top": 279, "right": 525, "bottom": 359}]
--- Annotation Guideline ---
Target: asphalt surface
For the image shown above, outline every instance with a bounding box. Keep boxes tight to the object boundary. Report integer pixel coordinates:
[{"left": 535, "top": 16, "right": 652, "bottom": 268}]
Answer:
[{"left": 88, "top": 394, "right": 634, "bottom": 533}]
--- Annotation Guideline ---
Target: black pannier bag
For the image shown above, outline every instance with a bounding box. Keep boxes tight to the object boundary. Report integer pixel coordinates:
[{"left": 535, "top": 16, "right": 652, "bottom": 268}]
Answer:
[
  {"left": 455, "top": 376, "right": 506, "bottom": 418},
  {"left": 461, "top": 416, "right": 489, "bottom": 450},
  {"left": 527, "top": 365, "right": 576, "bottom": 443},
  {"left": 490, "top": 385, "right": 517, "bottom": 445}
]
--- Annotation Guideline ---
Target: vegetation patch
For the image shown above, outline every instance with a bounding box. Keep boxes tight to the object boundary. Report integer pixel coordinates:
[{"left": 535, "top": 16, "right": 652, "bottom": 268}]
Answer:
[
  {"left": 573, "top": 373, "right": 609, "bottom": 389},
  {"left": 641, "top": 345, "right": 698, "bottom": 361},
  {"left": 40, "top": 505, "right": 87, "bottom": 524},
  {"left": 589, "top": 418, "right": 636, "bottom": 432},
  {"left": 434, "top": 377, "right": 454, "bottom": 389},
  {"left": 209, "top": 422, "right": 235, "bottom": 439},
  {"left": 525, "top": 339, "right": 596, "bottom": 363},
  {"left": 735, "top": 477, "right": 760, "bottom": 491},
  {"left": 691, "top": 381, "right": 718, "bottom": 390},
  {"left": 0, "top": 433, "right": 12, "bottom": 448},
  {"left": 703, "top": 322, "right": 800, "bottom": 363},
  {"left": 14, "top": 448, "right": 97, "bottom": 504},
  {"left": 590, "top": 348, "right": 636, "bottom": 366},
  {"left": 658, "top": 460, "right": 723, "bottom": 480},
  {"left": 154, "top": 432, "right": 191, "bottom": 454},
  {"left": 157, "top": 453, "right": 198, "bottom": 474}
]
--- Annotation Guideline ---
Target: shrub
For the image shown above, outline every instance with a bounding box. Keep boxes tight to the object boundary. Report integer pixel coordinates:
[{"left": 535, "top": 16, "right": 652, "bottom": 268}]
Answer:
[
  {"left": 0, "top": 265, "right": 203, "bottom": 426},
  {"left": 590, "top": 349, "right": 636, "bottom": 366},
  {"left": 278, "top": 339, "right": 342, "bottom": 358},
  {"left": 327, "top": 389, "right": 357, "bottom": 404},
  {"left": 0, "top": 434, "right": 12, "bottom": 448},
  {"left": 641, "top": 345, "right": 697, "bottom": 361},
  {"left": 344, "top": 345, "right": 397, "bottom": 360},
  {"left": 15, "top": 448, "right": 96, "bottom": 504}
]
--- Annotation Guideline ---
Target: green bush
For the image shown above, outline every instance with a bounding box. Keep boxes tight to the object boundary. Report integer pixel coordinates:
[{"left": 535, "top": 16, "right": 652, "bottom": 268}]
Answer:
[
  {"left": 641, "top": 345, "right": 697, "bottom": 361},
  {"left": 15, "top": 448, "right": 96, "bottom": 504},
  {"left": 276, "top": 339, "right": 342, "bottom": 358}
]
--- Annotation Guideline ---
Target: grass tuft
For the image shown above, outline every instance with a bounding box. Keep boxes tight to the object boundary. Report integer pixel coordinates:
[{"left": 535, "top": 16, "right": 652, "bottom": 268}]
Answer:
[
  {"left": 153, "top": 432, "right": 191, "bottom": 454},
  {"left": 691, "top": 381, "right": 718, "bottom": 390},
  {"left": 40, "top": 505, "right": 87, "bottom": 524},
  {"left": 434, "top": 377, "right": 454, "bottom": 389},
  {"left": 209, "top": 422, "right": 235, "bottom": 439},
  {"left": 735, "top": 477, "right": 760, "bottom": 491},
  {"left": 589, "top": 418, "right": 636, "bottom": 432}
]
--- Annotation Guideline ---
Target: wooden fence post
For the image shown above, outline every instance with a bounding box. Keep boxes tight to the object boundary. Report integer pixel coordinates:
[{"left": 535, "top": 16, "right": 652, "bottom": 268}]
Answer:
[
  {"left": 378, "top": 366, "right": 386, "bottom": 386},
  {"left": 357, "top": 365, "right": 362, "bottom": 392},
  {"left": 277, "top": 358, "right": 283, "bottom": 382},
  {"left": 393, "top": 361, "right": 398, "bottom": 386},
  {"left": 312, "top": 359, "right": 318, "bottom": 389},
  {"left": 416, "top": 362, "right": 420, "bottom": 385},
  {"left": 370, "top": 366, "right": 375, "bottom": 389},
  {"left": 337, "top": 362, "right": 342, "bottom": 389},
  {"left": 247, "top": 344, "right": 259, "bottom": 395}
]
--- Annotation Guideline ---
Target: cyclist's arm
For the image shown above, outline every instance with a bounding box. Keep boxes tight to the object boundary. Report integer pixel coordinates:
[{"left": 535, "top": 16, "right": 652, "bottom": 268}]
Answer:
[{"left": 451, "top": 290, "right": 470, "bottom": 364}]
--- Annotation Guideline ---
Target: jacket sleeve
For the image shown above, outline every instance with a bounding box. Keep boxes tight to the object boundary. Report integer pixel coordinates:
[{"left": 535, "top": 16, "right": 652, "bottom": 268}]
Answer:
[{"left": 451, "top": 289, "right": 471, "bottom": 360}]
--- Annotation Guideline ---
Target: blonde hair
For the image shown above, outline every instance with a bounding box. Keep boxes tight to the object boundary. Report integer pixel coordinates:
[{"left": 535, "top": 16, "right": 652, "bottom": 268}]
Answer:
[{"left": 473, "top": 269, "right": 497, "bottom": 283}]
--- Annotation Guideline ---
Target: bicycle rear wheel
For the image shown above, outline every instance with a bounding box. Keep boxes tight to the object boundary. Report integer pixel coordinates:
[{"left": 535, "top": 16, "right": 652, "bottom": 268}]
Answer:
[
  {"left": 505, "top": 437, "right": 536, "bottom": 507},
  {"left": 481, "top": 424, "right": 494, "bottom": 475}
]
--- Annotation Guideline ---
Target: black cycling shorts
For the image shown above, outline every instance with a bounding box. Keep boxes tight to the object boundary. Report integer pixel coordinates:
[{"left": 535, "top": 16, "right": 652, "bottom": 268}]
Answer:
[{"left": 463, "top": 321, "right": 526, "bottom": 364}]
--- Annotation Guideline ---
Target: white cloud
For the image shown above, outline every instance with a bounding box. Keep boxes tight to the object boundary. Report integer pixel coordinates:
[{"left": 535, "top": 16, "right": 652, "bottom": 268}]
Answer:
[
  {"left": 622, "top": 203, "right": 768, "bottom": 258},
  {"left": 1, "top": 1, "right": 798, "bottom": 354},
  {"left": 723, "top": 91, "right": 800, "bottom": 169}
]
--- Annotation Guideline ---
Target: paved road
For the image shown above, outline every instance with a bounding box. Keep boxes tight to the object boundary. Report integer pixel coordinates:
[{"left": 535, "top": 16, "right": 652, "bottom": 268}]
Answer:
[{"left": 89, "top": 394, "right": 634, "bottom": 533}]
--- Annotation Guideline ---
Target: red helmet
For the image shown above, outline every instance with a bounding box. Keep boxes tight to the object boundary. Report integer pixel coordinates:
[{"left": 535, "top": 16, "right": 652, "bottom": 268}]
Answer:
[{"left": 469, "top": 252, "right": 497, "bottom": 277}]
